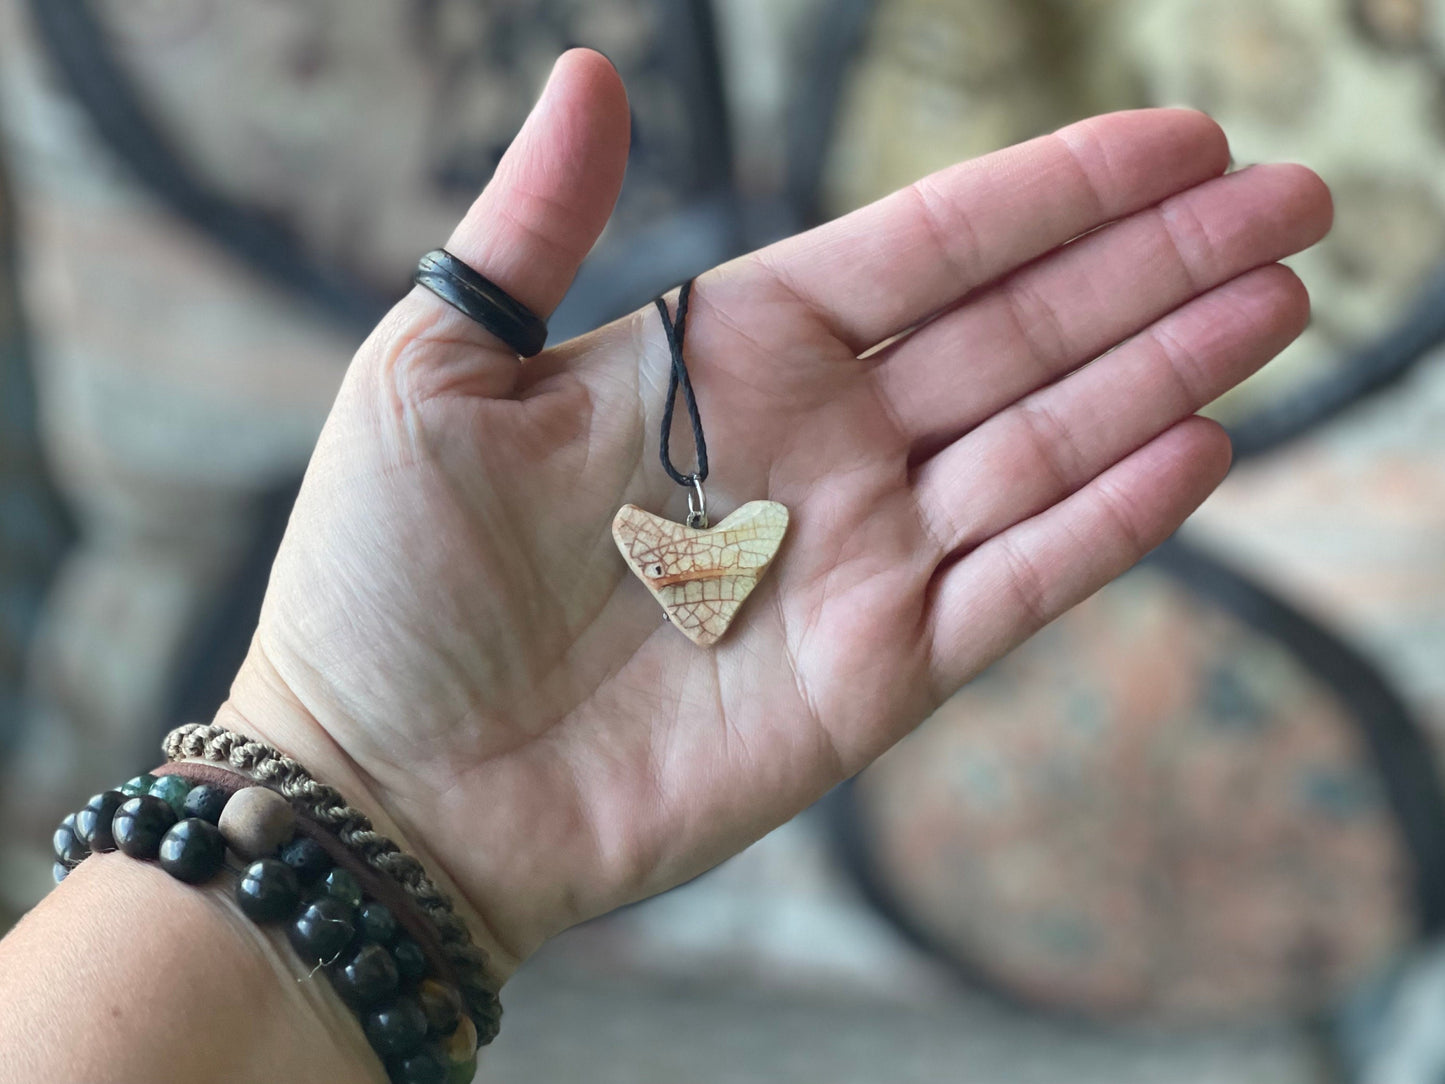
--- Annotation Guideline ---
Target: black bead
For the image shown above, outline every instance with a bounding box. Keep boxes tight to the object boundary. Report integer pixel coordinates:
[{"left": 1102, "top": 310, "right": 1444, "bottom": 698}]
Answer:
[
  {"left": 237, "top": 858, "right": 302, "bottom": 923},
  {"left": 391, "top": 936, "right": 428, "bottom": 984},
  {"left": 181, "top": 784, "right": 228, "bottom": 825},
  {"left": 52, "top": 862, "right": 69, "bottom": 884},
  {"left": 76, "top": 791, "right": 126, "bottom": 852},
  {"left": 158, "top": 818, "right": 225, "bottom": 884},
  {"left": 365, "top": 995, "right": 427, "bottom": 1056},
  {"left": 278, "top": 836, "right": 331, "bottom": 886},
  {"left": 358, "top": 901, "right": 398, "bottom": 945},
  {"left": 319, "top": 868, "right": 363, "bottom": 911},
  {"left": 112, "top": 795, "right": 178, "bottom": 860},
  {"left": 53, "top": 813, "right": 88, "bottom": 867},
  {"left": 386, "top": 1047, "right": 448, "bottom": 1084},
  {"left": 288, "top": 897, "right": 355, "bottom": 963},
  {"left": 330, "top": 942, "right": 399, "bottom": 1008}
]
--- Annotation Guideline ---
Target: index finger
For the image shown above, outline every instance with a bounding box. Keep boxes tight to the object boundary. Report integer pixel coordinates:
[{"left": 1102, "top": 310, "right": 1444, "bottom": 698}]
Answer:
[{"left": 753, "top": 108, "right": 1231, "bottom": 354}]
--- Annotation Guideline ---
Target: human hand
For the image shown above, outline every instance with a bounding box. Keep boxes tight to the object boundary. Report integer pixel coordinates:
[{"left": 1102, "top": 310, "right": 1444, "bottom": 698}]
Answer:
[{"left": 222, "top": 49, "right": 1331, "bottom": 977}]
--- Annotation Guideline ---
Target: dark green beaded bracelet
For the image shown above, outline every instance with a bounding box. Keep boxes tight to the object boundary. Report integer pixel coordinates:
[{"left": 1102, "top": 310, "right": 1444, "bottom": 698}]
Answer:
[
  {"left": 289, "top": 897, "right": 356, "bottom": 963},
  {"left": 366, "top": 995, "right": 429, "bottom": 1057},
  {"left": 332, "top": 942, "right": 400, "bottom": 1008},
  {"left": 359, "top": 900, "right": 399, "bottom": 945},
  {"left": 389, "top": 1047, "right": 449, "bottom": 1084},
  {"left": 119, "top": 772, "right": 157, "bottom": 797},
  {"left": 53, "top": 814, "right": 88, "bottom": 874},
  {"left": 55, "top": 753, "right": 491, "bottom": 1084},
  {"left": 147, "top": 773, "right": 191, "bottom": 817},
  {"left": 181, "top": 783, "right": 229, "bottom": 824},
  {"left": 113, "top": 795, "right": 178, "bottom": 860},
  {"left": 158, "top": 818, "right": 226, "bottom": 884},
  {"left": 236, "top": 858, "right": 302, "bottom": 922},
  {"left": 319, "top": 867, "right": 364, "bottom": 911},
  {"left": 75, "top": 791, "right": 125, "bottom": 852},
  {"left": 279, "top": 835, "right": 331, "bottom": 885},
  {"left": 392, "top": 936, "right": 429, "bottom": 985}
]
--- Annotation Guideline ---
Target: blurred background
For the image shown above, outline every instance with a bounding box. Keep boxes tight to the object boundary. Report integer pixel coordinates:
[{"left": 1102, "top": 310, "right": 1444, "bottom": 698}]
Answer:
[{"left": 3, "top": 0, "right": 1445, "bottom": 1080}]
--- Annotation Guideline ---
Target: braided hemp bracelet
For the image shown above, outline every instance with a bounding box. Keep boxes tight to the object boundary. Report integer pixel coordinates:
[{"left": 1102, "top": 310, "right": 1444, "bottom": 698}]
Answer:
[
  {"left": 51, "top": 723, "right": 503, "bottom": 1083},
  {"left": 160, "top": 723, "right": 501, "bottom": 1041}
]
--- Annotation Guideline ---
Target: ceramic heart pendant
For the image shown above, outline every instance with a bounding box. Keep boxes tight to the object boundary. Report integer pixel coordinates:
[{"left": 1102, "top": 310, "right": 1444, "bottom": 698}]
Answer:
[
  {"left": 619, "top": 280, "right": 789, "bottom": 645},
  {"left": 612, "top": 500, "right": 789, "bottom": 646}
]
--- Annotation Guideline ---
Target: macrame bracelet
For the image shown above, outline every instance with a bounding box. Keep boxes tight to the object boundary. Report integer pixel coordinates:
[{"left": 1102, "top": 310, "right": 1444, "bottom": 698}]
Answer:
[
  {"left": 161, "top": 724, "right": 500, "bottom": 1028},
  {"left": 51, "top": 725, "right": 504, "bottom": 1084}
]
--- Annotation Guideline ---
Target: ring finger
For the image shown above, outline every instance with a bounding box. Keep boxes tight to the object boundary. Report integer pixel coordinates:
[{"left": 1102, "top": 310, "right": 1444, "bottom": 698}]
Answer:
[
  {"left": 876, "top": 163, "right": 1331, "bottom": 455},
  {"left": 913, "top": 262, "right": 1309, "bottom": 558}
]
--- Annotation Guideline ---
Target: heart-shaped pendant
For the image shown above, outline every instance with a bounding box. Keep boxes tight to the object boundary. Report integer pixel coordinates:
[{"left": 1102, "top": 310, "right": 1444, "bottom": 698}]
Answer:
[{"left": 612, "top": 500, "right": 789, "bottom": 646}]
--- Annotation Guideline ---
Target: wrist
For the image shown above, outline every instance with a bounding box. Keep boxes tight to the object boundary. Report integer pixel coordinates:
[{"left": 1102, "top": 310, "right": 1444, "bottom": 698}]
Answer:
[
  {"left": 215, "top": 649, "right": 524, "bottom": 982},
  {"left": 0, "top": 852, "right": 383, "bottom": 1083}
]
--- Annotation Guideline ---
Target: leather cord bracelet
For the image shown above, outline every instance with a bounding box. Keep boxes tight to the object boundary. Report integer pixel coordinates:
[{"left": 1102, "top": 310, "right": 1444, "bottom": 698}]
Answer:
[
  {"left": 51, "top": 724, "right": 502, "bottom": 1084},
  {"left": 161, "top": 723, "right": 500, "bottom": 1032}
]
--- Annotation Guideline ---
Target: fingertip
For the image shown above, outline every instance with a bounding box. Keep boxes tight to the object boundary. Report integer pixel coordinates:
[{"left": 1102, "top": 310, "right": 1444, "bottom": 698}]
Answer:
[
  {"left": 1158, "top": 107, "right": 1231, "bottom": 175},
  {"left": 1261, "top": 261, "right": 1312, "bottom": 338},
  {"left": 392, "top": 48, "right": 633, "bottom": 381},
  {"left": 551, "top": 47, "right": 630, "bottom": 134},
  {"left": 440, "top": 48, "right": 632, "bottom": 323},
  {"left": 1218, "top": 262, "right": 1312, "bottom": 342},
  {"left": 1241, "top": 162, "right": 1334, "bottom": 240},
  {"left": 1291, "top": 163, "right": 1334, "bottom": 237},
  {"left": 1174, "top": 414, "right": 1234, "bottom": 481},
  {"left": 1060, "top": 106, "right": 1231, "bottom": 180}
]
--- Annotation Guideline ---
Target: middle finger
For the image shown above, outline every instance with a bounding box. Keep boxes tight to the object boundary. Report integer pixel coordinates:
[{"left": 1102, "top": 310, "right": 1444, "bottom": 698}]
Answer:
[{"left": 874, "top": 163, "right": 1332, "bottom": 453}]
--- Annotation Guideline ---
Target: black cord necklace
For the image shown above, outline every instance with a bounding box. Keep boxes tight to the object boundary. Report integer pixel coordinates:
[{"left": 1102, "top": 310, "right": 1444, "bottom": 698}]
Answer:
[
  {"left": 656, "top": 281, "right": 710, "bottom": 510},
  {"left": 655, "top": 280, "right": 711, "bottom": 526},
  {"left": 610, "top": 282, "right": 790, "bottom": 647}
]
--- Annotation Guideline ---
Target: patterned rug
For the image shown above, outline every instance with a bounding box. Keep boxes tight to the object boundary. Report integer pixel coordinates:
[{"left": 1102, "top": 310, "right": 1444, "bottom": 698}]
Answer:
[{"left": 847, "top": 560, "right": 1413, "bottom": 1023}]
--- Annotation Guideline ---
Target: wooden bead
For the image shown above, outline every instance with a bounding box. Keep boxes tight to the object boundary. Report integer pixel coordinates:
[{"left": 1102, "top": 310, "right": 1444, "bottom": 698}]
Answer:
[{"left": 218, "top": 786, "right": 296, "bottom": 859}]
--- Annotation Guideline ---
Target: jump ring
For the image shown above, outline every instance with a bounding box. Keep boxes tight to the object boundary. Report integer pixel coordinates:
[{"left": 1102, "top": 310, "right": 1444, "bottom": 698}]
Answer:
[{"left": 686, "top": 475, "right": 709, "bottom": 529}]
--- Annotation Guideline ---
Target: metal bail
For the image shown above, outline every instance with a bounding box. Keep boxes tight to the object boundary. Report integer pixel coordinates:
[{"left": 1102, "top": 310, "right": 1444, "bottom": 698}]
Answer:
[{"left": 686, "top": 475, "right": 709, "bottom": 528}]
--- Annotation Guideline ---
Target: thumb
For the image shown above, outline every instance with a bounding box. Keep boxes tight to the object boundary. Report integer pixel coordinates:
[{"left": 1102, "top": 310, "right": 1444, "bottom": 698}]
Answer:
[{"left": 382, "top": 48, "right": 631, "bottom": 397}]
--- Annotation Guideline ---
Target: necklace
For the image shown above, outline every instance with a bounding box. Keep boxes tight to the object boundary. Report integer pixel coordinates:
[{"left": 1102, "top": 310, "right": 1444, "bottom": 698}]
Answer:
[{"left": 611, "top": 281, "right": 789, "bottom": 646}]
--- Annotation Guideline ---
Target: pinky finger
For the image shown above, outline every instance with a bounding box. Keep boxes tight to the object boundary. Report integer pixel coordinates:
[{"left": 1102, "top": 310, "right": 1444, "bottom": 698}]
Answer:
[{"left": 925, "top": 416, "right": 1232, "bottom": 696}]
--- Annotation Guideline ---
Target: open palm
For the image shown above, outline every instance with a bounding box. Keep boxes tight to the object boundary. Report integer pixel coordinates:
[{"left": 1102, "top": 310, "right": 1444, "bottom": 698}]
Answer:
[{"left": 226, "top": 51, "right": 1331, "bottom": 976}]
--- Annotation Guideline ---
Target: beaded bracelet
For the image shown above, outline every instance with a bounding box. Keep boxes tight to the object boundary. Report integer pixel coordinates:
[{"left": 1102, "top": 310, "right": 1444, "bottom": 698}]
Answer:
[
  {"left": 51, "top": 726, "right": 502, "bottom": 1084},
  {"left": 163, "top": 722, "right": 501, "bottom": 1035}
]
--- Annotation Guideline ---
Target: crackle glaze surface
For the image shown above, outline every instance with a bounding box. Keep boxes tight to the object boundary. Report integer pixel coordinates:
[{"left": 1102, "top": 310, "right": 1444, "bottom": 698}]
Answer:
[{"left": 612, "top": 501, "right": 789, "bottom": 646}]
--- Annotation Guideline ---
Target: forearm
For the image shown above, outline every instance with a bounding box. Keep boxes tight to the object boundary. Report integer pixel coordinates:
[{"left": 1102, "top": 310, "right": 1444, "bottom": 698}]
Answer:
[{"left": 0, "top": 851, "right": 380, "bottom": 1083}]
